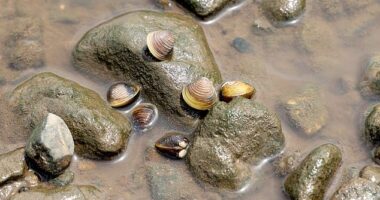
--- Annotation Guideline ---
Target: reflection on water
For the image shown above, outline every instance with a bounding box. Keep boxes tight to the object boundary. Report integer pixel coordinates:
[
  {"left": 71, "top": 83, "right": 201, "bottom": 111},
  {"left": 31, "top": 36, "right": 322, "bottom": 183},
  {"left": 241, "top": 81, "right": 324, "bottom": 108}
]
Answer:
[{"left": 0, "top": 0, "right": 380, "bottom": 199}]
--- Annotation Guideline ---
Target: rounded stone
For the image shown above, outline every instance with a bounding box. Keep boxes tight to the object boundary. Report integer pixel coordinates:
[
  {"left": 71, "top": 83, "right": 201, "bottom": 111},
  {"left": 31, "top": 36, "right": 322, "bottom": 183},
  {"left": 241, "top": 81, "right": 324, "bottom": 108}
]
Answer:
[
  {"left": 364, "top": 104, "right": 380, "bottom": 144},
  {"left": 262, "top": 0, "right": 306, "bottom": 23},
  {"left": 360, "top": 165, "right": 380, "bottom": 185}
]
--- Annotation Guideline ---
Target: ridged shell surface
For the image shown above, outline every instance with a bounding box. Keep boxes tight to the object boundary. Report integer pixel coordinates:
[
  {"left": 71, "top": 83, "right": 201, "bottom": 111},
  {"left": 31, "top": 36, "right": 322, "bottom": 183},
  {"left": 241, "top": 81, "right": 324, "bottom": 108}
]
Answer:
[
  {"left": 146, "top": 30, "right": 175, "bottom": 61},
  {"left": 182, "top": 77, "right": 217, "bottom": 110},
  {"left": 131, "top": 103, "right": 158, "bottom": 131},
  {"left": 107, "top": 82, "right": 141, "bottom": 108}
]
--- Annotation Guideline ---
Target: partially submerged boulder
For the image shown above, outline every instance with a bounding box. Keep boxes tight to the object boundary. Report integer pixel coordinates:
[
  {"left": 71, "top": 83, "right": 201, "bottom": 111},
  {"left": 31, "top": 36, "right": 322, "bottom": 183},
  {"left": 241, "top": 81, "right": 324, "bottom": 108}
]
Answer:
[
  {"left": 0, "top": 148, "right": 26, "bottom": 184},
  {"left": 25, "top": 113, "right": 74, "bottom": 176},
  {"left": 9, "top": 72, "right": 131, "bottom": 160},
  {"left": 73, "top": 11, "right": 222, "bottom": 126},
  {"left": 187, "top": 97, "right": 284, "bottom": 190},
  {"left": 284, "top": 144, "right": 342, "bottom": 200}
]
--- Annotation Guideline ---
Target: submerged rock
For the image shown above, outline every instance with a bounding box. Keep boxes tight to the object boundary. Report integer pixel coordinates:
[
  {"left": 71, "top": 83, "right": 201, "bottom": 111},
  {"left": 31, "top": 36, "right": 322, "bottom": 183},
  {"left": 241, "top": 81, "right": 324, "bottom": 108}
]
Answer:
[
  {"left": 374, "top": 146, "right": 380, "bottom": 165},
  {"left": 360, "top": 55, "right": 380, "bottom": 97},
  {"left": 11, "top": 185, "right": 105, "bottom": 200},
  {"left": 0, "top": 170, "right": 39, "bottom": 200},
  {"left": 26, "top": 113, "right": 74, "bottom": 176},
  {"left": 176, "top": 0, "right": 231, "bottom": 17},
  {"left": 364, "top": 104, "right": 380, "bottom": 145},
  {"left": 318, "top": 0, "right": 345, "bottom": 19},
  {"left": 187, "top": 97, "right": 284, "bottom": 190},
  {"left": 262, "top": 0, "right": 306, "bottom": 23},
  {"left": 231, "top": 37, "right": 252, "bottom": 53},
  {"left": 281, "top": 85, "right": 328, "bottom": 136},
  {"left": 73, "top": 11, "right": 222, "bottom": 126},
  {"left": 284, "top": 144, "right": 342, "bottom": 200},
  {"left": 331, "top": 178, "right": 380, "bottom": 200},
  {"left": 360, "top": 165, "right": 380, "bottom": 185},
  {"left": 273, "top": 150, "right": 301, "bottom": 176},
  {"left": 9, "top": 72, "right": 131, "bottom": 160},
  {"left": 48, "top": 170, "right": 75, "bottom": 187},
  {"left": 0, "top": 148, "right": 26, "bottom": 184}
]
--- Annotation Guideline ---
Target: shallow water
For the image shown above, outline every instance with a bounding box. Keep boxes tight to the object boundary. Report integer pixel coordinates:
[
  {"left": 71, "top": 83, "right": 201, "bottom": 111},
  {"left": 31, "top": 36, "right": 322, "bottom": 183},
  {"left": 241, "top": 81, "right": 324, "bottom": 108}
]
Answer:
[{"left": 0, "top": 0, "right": 380, "bottom": 199}]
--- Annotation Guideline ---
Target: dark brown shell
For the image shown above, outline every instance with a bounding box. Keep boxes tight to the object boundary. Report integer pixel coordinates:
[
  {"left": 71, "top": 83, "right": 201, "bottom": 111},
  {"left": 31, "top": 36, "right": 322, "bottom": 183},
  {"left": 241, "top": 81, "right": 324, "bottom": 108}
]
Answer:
[
  {"left": 131, "top": 103, "right": 158, "bottom": 131},
  {"left": 155, "top": 133, "right": 189, "bottom": 159},
  {"left": 107, "top": 82, "right": 141, "bottom": 108},
  {"left": 146, "top": 30, "right": 175, "bottom": 61}
]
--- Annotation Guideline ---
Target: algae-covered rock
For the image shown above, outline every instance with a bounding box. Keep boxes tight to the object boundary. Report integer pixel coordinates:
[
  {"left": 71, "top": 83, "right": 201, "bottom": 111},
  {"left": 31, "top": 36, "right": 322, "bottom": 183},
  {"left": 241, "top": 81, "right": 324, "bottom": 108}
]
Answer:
[
  {"left": 281, "top": 85, "right": 328, "bottom": 136},
  {"left": 176, "top": 0, "right": 232, "bottom": 17},
  {"left": 9, "top": 72, "right": 131, "bottom": 160},
  {"left": 262, "top": 0, "right": 306, "bottom": 23},
  {"left": 364, "top": 104, "right": 380, "bottom": 145},
  {"left": 360, "top": 55, "right": 380, "bottom": 97},
  {"left": 0, "top": 148, "right": 26, "bottom": 184},
  {"left": 73, "top": 11, "right": 222, "bottom": 126},
  {"left": 11, "top": 185, "right": 105, "bottom": 200},
  {"left": 284, "top": 144, "right": 342, "bottom": 200},
  {"left": 374, "top": 146, "right": 380, "bottom": 165},
  {"left": 360, "top": 165, "right": 380, "bottom": 185},
  {"left": 331, "top": 178, "right": 380, "bottom": 200},
  {"left": 187, "top": 97, "right": 284, "bottom": 190}
]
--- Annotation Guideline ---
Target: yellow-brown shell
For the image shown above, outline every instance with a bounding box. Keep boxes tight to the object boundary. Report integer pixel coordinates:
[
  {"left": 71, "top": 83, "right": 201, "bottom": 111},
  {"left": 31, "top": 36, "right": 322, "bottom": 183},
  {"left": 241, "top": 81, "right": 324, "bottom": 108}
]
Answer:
[
  {"left": 146, "top": 30, "right": 175, "bottom": 61},
  {"left": 107, "top": 82, "right": 141, "bottom": 108},
  {"left": 182, "top": 77, "right": 217, "bottom": 110},
  {"left": 131, "top": 103, "right": 158, "bottom": 131},
  {"left": 220, "top": 81, "right": 255, "bottom": 102}
]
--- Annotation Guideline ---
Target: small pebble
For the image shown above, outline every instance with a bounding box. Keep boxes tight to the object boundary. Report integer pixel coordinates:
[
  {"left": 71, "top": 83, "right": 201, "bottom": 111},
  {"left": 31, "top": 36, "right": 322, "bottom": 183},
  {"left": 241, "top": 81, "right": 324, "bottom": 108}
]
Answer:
[{"left": 231, "top": 37, "right": 252, "bottom": 53}]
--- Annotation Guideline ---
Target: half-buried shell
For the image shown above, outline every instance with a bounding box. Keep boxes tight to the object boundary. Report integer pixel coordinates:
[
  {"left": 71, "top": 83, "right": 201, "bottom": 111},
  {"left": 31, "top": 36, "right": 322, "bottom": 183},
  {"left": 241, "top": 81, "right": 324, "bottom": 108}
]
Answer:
[
  {"left": 131, "top": 103, "right": 158, "bottom": 131},
  {"left": 182, "top": 77, "right": 217, "bottom": 111},
  {"left": 107, "top": 82, "right": 141, "bottom": 108},
  {"left": 155, "top": 133, "right": 190, "bottom": 159},
  {"left": 146, "top": 30, "right": 175, "bottom": 61},
  {"left": 220, "top": 81, "right": 255, "bottom": 102}
]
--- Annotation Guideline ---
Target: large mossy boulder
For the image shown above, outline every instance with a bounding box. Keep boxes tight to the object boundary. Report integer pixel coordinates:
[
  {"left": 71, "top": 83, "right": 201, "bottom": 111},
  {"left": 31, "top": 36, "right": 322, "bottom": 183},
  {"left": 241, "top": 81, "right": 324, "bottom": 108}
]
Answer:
[
  {"left": 73, "top": 11, "right": 222, "bottom": 126},
  {"left": 284, "top": 144, "right": 342, "bottom": 200},
  {"left": 9, "top": 72, "right": 131, "bottom": 160},
  {"left": 187, "top": 97, "right": 285, "bottom": 190}
]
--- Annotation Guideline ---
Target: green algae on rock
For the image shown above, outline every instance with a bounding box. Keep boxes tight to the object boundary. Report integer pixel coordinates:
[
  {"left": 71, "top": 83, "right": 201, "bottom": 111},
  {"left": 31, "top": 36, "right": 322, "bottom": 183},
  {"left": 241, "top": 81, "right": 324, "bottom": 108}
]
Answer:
[
  {"left": 187, "top": 97, "right": 284, "bottom": 190},
  {"left": 284, "top": 144, "right": 342, "bottom": 200},
  {"left": 176, "top": 0, "right": 232, "bottom": 17},
  {"left": 262, "top": 0, "right": 306, "bottom": 23},
  {"left": 364, "top": 104, "right": 380, "bottom": 145},
  {"left": 9, "top": 72, "right": 131, "bottom": 160},
  {"left": 73, "top": 11, "right": 222, "bottom": 126}
]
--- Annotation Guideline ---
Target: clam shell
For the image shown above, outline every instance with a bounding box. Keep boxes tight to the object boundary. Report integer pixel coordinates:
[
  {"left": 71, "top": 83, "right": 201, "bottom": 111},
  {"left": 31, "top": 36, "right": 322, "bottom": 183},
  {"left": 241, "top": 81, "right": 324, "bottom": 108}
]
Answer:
[
  {"left": 220, "top": 81, "right": 255, "bottom": 102},
  {"left": 107, "top": 82, "right": 141, "bottom": 108},
  {"left": 155, "top": 133, "right": 190, "bottom": 159},
  {"left": 146, "top": 30, "right": 175, "bottom": 61},
  {"left": 131, "top": 103, "right": 158, "bottom": 131},
  {"left": 182, "top": 77, "right": 217, "bottom": 110}
]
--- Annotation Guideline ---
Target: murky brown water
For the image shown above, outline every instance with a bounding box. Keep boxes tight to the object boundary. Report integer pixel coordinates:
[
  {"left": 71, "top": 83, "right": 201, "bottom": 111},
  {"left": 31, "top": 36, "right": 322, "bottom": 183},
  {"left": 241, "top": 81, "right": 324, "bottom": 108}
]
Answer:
[{"left": 1, "top": 0, "right": 380, "bottom": 199}]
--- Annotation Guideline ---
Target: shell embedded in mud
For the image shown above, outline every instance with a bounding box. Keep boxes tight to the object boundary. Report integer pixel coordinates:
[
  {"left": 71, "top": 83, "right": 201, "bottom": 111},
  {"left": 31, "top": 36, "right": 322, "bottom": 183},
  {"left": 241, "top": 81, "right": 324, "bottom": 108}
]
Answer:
[
  {"left": 107, "top": 82, "right": 141, "bottom": 108},
  {"left": 131, "top": 103, "right": 158, "bottom": 131},
  {"left": 155, "top": 133, "right": 190, "bottom": 159},
  {"left": 220, "top": 81, "right": 255, "bottom": 102},
  {"left": 146, "top": 30, "right": 175, "bottom": 61},
  {"left": 182, "top": 77, "right": 217, "bottom": 110}
]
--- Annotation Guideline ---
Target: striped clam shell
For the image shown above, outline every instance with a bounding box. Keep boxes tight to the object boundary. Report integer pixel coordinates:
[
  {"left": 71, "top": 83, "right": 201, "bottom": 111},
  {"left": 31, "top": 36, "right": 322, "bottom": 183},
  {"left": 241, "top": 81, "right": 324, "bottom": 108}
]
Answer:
[
  {"left": 155, "top": 132, "right": 190, "bottom": 159},
  {"left": 146, "top": 30, "right": 175, "bottom": 61},
  {"left": 131, "top": 103, "right": 158, "bottom": 131},
  {"left": 220, "top": 81, "right": 255, "bottom": 102},
  {"left": 182, "top": 77, "right": 217, "bottom": 110},
  {"left": 107, "top": 82, "right": 141, "bottom": 108}
]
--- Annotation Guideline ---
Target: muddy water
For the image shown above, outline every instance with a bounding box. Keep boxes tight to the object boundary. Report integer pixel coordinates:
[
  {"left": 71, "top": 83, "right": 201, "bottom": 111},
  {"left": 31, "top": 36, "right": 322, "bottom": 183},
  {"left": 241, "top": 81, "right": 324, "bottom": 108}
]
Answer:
[{"left": 0, "top": 0, "right": 380, "bottom": 199}]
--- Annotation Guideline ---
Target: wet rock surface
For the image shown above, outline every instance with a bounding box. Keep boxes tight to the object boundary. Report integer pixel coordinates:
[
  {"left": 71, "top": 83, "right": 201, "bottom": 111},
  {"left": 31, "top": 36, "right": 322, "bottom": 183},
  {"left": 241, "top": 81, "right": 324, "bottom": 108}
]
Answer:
[
  {"left": 360, "top": 165, "right": 380, "bottom": 185},
  {"left": 25, "top": 113, "right": 74, "bottom": 176},
  {"left": 360, "top": 55, "right": 380, "bottom": 97},
  {"left": 281, "top": 85, "right": 328, "bottom": 136},
  {"left": 73, "top": 11, "right": 222, "bottom": 126},
  {"left": 187, "top": 97, "right": 284, "bottom": 189},
  {"left": 284, "top": 144, "right": 342, "bottom": 200},
  {"left": 48, "top": 170, "right": 74, "bottom": 187},
  {"left": 0, "top": 170, "right": 39, "bottom": 200},
  {"left": 331, "top": 178, "right": 380, "bottom": 200},
  {"left": 374, "top": 146, "right": 380, "bottom": 165},
  {"left": 11, "top": 185, "right": 105, "bottom": 200},
  {"left": 0, "top": 148, "right": 26, "bottom": 184},
  {"left": 145, "top": 148, "right": 220, "bottom": 200},
  {"left": 262, "top": 0, "right": 306, "bottom": 23},
  {"left": 176, "top": 0, "right": 232, "bottom": 17},
  {"left": 273, "top": 150, "right": 301, "bottom": 176},
  {"left": 9, "top": 72, "right": 131, "bottom": 160},
  {"left": 365, "top": 104, "right": 380, "bottom": 145}
]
